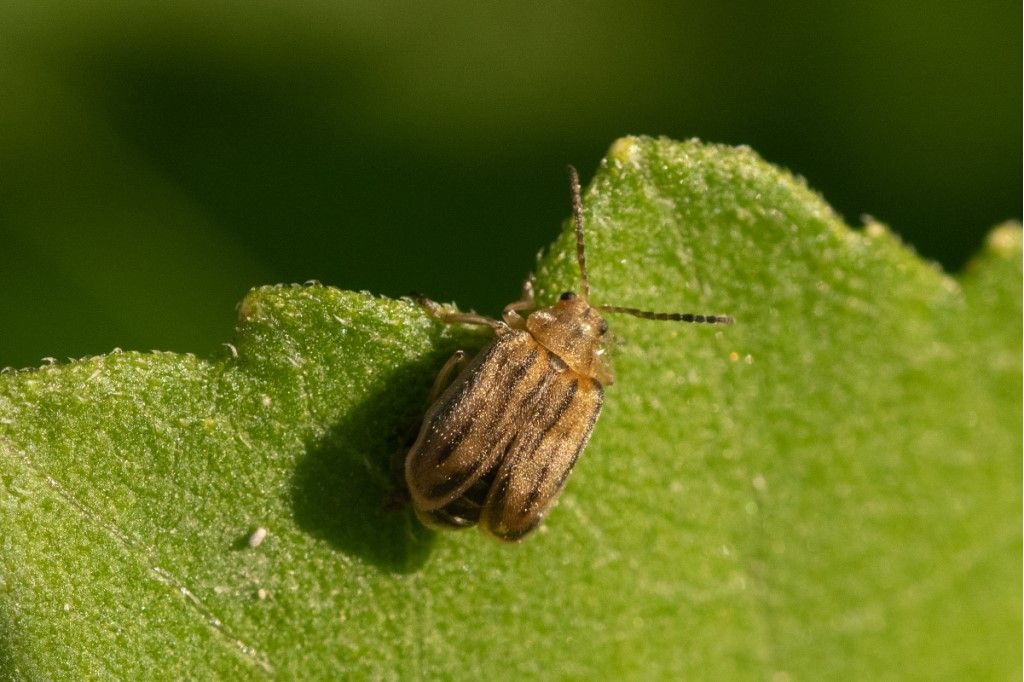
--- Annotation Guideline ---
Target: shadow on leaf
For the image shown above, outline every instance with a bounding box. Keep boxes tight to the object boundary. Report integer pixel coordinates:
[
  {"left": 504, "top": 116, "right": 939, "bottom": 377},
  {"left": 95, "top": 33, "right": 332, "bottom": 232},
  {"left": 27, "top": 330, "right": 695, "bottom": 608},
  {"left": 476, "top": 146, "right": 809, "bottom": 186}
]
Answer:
[
  {"left": 0, "top": 616, "right": 20, "bottom": 677},
  {"left": 290, "top": 353, "right": 450, "bottom": 573}
]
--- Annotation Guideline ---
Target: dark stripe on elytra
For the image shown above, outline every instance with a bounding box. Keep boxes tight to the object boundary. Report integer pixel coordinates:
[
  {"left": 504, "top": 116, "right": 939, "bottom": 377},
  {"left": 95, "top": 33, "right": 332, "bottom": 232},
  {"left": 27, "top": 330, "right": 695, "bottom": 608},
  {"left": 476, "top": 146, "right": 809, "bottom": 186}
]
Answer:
[
  {"left": 530, "top": 378, "right": 579, "bottom": 451},
  {"left": 428, "top": 346, "right": 538, "bottom": 466},
  {"left": 423, "top": 453, "right": 480, "bottom": 500},
  {"left": 505, "top": 352, "right": 559, "bottom": 420},
  {"left": 424, "top": 386, "right": 465, "bottom": 431},
  {"left": 423, "top": 422, "right": 501, "bottom": 498},
  {"left": 525, "top": 461, "right": 552, "bottom": 511},
  {"left": 513, "top": 374, "right": 555, "bottom": 424},
  {"left": 426, "top": 418, "right": 474, "bottom": 467},
  {"left": 548, "top": 386, "right": 603, "bottom": 493},
  {"left": 491, "top": 378, "right": 579, "bottom": 515},
  {"left": 523, "top": 380, "right": 595, "bottom": 511},
  {"left": 548, "top": 442, "right": 585, "bottom": 500},
  {"left": 424, "top": 342, "right": 499, "bottom": 427},
  {"left": 462, "top": 348, "right": 544, "bottom": 454},
  {"left": 487, "top": 470, "right": 511, "bottom": 511},
  {"left": 425, "top": 372, "right": 492, "bottom": 464},
  {"left": 505, "top": 347, "right": 539, "bottom": 390},
  {"left": 421, "top": 347, "right": 543, "bottom": 499}
]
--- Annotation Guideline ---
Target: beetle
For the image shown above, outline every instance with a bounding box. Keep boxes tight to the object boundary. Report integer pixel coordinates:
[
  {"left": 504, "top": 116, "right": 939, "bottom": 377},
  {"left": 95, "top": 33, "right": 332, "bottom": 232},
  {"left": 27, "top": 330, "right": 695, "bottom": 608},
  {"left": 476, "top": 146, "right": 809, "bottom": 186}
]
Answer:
[{"left": 404, "top": 166, "right": 733, "bottom": 541}]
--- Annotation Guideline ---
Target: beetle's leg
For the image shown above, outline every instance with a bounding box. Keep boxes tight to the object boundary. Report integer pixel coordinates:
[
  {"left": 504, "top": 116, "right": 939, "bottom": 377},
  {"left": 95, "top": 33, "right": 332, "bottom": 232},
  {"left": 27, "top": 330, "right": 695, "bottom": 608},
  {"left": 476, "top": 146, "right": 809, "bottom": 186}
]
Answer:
[
  {"left": 413, "top": 474, "right": 489, "bottom": 530},
  {"left": 425, "top": 350, "right": 469, "bottom": 404},
  {"left": 415, "top": 506, "right": 478, "bottom": 530},
  {"left": 501, "top": 275, "right": 535, "bottom": 328},
  {"left": 418, "top": 297, "right": 502, "bottom": 330}
]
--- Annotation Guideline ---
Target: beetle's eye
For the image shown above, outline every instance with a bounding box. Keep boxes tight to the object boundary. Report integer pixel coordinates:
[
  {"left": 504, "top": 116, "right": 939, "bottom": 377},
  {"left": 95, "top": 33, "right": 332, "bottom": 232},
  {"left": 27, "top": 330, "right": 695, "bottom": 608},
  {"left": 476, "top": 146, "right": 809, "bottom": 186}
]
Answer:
[
  {"left": 559, "top": 291, "right": 577, "bottom": 301},
  {"left": 598, "top": 319, "right": 609, "bottom": 335}
]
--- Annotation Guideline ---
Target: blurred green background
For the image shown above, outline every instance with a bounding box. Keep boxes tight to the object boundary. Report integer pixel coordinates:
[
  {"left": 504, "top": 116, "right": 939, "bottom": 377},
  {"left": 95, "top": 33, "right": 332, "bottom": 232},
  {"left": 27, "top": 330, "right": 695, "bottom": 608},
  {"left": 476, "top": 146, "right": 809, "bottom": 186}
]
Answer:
[{"left": 0, "top": 2, "right": 1019, "bottom": 368}]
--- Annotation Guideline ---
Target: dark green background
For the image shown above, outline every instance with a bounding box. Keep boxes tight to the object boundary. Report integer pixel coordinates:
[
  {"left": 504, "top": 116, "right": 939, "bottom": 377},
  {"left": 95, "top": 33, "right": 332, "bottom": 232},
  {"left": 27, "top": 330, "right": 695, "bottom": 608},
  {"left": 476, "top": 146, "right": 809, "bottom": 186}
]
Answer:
[{"left": 1, "top": 2, "right": 1019, "bottom": 369}]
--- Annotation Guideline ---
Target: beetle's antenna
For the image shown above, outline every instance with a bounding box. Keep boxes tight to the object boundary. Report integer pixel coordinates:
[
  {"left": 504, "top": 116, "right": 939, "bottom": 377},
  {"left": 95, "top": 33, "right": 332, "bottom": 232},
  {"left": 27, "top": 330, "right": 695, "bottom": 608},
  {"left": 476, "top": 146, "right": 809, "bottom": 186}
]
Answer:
[
  {"left": 568, "top": 165, "right": 732, "bottom": 326},
  {"left": 599, "top": 305, "right": 734, "bottom": 325},
  {"left": 568, "top": 165, "right": 590, "bottom": 300}
]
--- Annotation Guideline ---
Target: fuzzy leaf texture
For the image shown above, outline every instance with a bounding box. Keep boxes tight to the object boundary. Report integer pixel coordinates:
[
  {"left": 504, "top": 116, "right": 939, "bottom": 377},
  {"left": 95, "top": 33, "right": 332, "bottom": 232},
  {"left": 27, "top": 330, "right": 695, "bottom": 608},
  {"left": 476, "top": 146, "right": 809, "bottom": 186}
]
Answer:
[{"left": 0, "top": 137, "right": 1020, "bottom": 679}]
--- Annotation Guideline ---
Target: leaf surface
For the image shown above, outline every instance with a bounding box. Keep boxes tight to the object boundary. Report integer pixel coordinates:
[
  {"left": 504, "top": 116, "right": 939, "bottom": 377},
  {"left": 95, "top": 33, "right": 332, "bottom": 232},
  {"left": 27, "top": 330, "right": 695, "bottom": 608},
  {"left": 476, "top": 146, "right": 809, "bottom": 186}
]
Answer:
[{"left": 1, "top": 137, "right": 1019, "bottom": 679}]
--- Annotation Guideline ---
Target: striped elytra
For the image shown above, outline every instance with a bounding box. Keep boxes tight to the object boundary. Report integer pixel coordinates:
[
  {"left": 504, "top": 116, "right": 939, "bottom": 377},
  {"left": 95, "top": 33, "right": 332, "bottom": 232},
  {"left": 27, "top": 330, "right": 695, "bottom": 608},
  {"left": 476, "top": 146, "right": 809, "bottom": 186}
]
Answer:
[{"left": 404, "top": 166, "right": 733, "bottom": 542}]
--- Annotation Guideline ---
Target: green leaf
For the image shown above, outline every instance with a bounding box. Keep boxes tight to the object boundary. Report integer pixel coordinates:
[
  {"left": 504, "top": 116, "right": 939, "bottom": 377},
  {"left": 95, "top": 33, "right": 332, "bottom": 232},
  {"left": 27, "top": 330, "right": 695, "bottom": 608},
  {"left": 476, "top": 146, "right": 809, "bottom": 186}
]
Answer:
[{"left": 1, "top": 136, "right": 1019, "bottom": 679}]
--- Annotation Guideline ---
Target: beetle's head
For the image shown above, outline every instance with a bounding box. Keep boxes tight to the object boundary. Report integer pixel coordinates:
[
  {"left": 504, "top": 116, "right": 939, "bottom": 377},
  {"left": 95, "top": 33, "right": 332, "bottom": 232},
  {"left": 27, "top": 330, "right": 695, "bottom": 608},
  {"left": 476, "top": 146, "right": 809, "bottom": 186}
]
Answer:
[{"left": 526, "top": 291, "right": 610, "bottom": 382}]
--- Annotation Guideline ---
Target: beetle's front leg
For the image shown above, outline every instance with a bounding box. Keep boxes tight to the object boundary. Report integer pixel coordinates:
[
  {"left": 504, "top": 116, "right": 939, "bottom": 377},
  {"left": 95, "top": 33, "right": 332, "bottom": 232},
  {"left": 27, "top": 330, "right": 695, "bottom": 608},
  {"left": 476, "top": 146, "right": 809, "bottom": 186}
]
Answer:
[
  {"left": 425, "top": 350, "right": 470, "bottom": 405},
  {"left": 502, "top": 276, "right": 535, "bottom": 328},
  {"left": 417, "top": 296, "right": 502, "bottom": 330}
]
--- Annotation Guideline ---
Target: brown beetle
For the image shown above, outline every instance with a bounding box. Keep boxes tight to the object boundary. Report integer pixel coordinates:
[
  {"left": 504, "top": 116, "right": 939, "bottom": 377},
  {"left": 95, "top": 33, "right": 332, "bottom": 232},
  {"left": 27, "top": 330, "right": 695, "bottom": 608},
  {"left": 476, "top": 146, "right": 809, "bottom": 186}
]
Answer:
[{"left": 405, "top": 166, "right": 732, "bottom": 541}]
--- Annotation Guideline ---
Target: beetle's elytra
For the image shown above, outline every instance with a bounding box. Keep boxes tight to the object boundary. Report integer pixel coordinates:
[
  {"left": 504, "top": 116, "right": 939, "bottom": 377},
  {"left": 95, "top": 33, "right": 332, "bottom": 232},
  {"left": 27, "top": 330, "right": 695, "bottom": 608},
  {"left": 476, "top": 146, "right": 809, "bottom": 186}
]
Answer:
[{"left": 404, "top": 166, "right": 733, "bottom": 542}]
